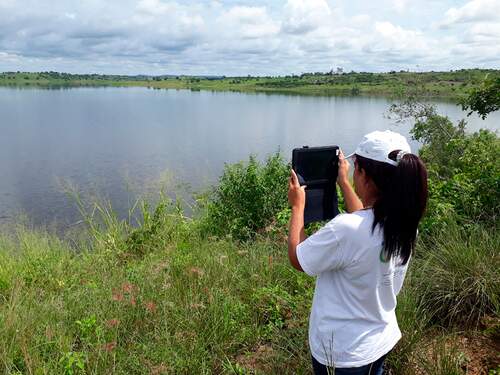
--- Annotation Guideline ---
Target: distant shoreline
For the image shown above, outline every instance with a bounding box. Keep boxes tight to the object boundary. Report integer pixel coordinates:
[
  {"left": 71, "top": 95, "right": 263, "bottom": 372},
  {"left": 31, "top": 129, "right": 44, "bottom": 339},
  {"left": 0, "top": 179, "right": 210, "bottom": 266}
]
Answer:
[{"left": 1, "top": 69, "right": 498, "bottom": 99}]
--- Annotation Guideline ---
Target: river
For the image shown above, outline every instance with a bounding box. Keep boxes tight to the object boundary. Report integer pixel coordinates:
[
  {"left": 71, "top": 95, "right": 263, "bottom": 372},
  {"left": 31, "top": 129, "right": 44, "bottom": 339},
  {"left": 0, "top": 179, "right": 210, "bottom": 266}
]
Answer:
[{"left": 1, "top": 87, "right": 498, "bottom": 227}]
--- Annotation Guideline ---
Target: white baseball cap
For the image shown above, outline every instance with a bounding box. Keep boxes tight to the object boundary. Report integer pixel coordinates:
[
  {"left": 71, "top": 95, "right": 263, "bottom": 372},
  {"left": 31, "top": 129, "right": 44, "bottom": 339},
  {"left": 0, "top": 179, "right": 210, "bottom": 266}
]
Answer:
[{"left": 346, "top": 130, "right": 411, "bottom": 166}]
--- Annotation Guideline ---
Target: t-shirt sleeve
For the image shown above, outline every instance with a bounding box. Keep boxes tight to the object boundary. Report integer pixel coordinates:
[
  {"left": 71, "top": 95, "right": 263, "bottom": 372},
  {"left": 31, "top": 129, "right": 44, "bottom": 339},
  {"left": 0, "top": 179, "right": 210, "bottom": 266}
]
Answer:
[
  {"left": 296, "top": 221, "right": 349, "bottom": 276},
  {"left": 393, "top": 255, "right": 410, "bottom": 295}
]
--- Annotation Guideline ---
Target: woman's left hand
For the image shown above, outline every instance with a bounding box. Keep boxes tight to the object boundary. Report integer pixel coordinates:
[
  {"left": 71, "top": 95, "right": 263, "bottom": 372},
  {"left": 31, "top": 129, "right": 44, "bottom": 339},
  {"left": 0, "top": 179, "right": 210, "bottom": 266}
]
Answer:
[{"left": 288, "top": 169, "right": 306, "bottom": 210}]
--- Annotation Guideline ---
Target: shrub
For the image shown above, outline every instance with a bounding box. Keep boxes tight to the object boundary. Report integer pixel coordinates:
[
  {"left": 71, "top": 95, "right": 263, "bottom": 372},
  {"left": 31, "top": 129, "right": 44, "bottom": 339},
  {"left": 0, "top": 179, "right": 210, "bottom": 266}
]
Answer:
[
  {"left": 415, "top": 118, "right": 500, "bottom": 228},
  {"left": 461, "top": 75, "right": 500, "bottom": 119},
  {"left": 124, "top": 199, "right": 189, "bottom": 257},
  {"left": 252, "top": 285, "right": 295, "bottom": 337},
  {"left": 203, "top": 153, "right": 290, "bottom": 240},
  {"left": 389, "top": 99, "right": 500, "bottom": 230}
]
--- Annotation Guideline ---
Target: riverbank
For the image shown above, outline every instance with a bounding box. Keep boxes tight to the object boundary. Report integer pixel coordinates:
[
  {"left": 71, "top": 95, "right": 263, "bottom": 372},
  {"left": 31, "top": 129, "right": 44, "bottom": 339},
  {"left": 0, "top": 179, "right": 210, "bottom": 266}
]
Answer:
[
  {"left": 1, "top": 69, "right": 499, "bottom": 99},
  {"left": 0, "top": 198, "right": 498, "bottom": 374}
]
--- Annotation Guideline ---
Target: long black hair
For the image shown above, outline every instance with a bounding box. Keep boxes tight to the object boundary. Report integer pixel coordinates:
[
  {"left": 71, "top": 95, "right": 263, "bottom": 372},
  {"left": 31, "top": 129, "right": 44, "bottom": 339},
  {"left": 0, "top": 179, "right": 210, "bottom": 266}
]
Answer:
[{"left": 355, "top": 150, "right": 428, "bottom": 264}]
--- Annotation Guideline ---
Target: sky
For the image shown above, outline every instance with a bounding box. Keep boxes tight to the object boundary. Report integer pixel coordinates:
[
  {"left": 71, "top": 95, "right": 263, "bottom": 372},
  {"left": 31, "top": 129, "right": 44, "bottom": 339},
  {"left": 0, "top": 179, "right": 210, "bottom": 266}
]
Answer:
[{"left": 0, "top": 0, "right": 499, "bottom": 76}]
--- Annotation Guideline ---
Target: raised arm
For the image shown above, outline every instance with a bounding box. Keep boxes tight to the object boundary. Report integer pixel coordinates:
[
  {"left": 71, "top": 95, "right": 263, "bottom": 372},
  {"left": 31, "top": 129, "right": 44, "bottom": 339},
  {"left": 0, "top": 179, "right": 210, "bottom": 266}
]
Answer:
[
  {"left": 287, "top": 169, "right": 306, "bottom": 272},
  {"left": 337, "top": 150, "right": 363, "bottom": 213}
]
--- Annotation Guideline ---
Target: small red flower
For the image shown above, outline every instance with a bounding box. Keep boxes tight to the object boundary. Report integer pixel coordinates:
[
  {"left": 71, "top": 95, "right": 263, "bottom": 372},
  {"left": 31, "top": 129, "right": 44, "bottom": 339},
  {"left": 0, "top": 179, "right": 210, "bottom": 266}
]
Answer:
[
  {"left": 112, "top": 289, "right": 124, "bottom": 302},
  {"left": 106, "top": 318, "right": 120, "bottom": 328},
  {"left": 188, "top": 267, "right": 205, "bottom": 277},
  {"left": 144, "top": 301, "right": 157, "bottom": 313},
  {"left": 121, "top": 282, "right": 135, "bottom": 293},
  {"left": 102, "top": 341, "right": 117, "bottom": 352}
]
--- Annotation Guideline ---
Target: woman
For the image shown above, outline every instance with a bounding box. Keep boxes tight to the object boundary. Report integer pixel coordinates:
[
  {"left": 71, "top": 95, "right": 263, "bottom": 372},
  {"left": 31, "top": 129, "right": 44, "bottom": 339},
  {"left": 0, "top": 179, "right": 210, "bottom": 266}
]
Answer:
[{"left": 287, "top": 130, "right": 428, "bottom": 375}]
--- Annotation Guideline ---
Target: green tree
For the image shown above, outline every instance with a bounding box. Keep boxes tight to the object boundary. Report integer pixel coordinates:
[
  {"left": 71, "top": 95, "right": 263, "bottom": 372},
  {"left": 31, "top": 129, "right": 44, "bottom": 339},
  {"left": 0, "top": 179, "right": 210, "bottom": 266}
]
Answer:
[
  {"left": 461, "top": 75, "right": 500, "bottom": 119},
  {"left": 389, "top": 91, "right": 499, "bottom": 230}
]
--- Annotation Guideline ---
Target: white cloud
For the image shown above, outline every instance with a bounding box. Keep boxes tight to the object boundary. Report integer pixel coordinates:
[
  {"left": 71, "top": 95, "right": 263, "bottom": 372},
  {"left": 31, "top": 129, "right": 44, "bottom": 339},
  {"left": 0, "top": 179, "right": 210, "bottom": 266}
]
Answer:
[
  {"left": 0, "top": 0, "right": 498, "bottom": 75},
  {"left": 441, "top": 0, "right": 500, "bottom": 26},
  {"left": 282, "top": 0, "right": 332, "bottom": 34},
  {"left": 469, "top": 22, "right": 500, "bottom": 40},
  {"left": 217, "top": 6, "right": 279, "bottom": 39},
  {"left": 330, "top": 22, "right": 418, "bottom": 71},
  {"left": 392, "top": 0, "right": 409, "bottom": 12},
  {"left": 431, "top": 0, "right": 500, "bottom": 68},
  {"left": 0, "top": 51, "right": 21, "bottom": 63},
  {"left": 375, "top": 21, "right": 422, "bottom": 43}
]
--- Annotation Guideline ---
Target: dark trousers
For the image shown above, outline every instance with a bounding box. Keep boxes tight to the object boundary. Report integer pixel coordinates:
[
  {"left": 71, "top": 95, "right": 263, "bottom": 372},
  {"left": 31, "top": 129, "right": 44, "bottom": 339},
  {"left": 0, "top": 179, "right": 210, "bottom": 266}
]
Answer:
[{"left": 312, "top": 354, "right": 387, "bottom": 375}]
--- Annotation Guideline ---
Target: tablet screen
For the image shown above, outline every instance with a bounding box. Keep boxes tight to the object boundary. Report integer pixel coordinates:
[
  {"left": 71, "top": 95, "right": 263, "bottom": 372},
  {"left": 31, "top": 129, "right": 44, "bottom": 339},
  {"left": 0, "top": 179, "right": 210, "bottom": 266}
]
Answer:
[
  {"left": 292, "top": 145, "right": 339, "bottom": 223},
  {"left": 294, "top": 148, "right": 337, "bottom": 183}
]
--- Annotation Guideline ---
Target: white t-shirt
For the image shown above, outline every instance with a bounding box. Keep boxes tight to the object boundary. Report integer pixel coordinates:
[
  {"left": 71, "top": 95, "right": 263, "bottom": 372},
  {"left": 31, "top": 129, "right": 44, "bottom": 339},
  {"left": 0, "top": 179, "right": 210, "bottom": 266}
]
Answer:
[{"left": 296, "top": 209, "right": 409, "bottom": 368}]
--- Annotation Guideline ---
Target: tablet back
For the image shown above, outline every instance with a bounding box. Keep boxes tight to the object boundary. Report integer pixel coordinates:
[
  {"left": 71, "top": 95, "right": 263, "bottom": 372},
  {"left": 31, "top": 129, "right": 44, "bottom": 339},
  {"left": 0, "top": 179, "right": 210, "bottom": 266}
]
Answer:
[{"left": 292, "top": 146, "right": 340, "bottom": 224}]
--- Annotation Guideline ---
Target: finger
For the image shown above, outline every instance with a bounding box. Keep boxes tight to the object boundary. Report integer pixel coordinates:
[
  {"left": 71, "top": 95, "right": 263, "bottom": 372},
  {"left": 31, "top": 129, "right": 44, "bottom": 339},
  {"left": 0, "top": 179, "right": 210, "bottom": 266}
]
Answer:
[
  {"left": 339, "top": 149, "right": 345, "bottom": 159},
  {"left": 290, "top": 169, "right": 299, "bottom": 186}
]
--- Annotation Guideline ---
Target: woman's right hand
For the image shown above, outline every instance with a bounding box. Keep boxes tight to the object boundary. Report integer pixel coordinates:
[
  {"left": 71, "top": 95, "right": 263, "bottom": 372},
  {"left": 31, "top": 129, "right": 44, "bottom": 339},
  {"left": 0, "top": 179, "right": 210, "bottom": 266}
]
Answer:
[{"left": 337, "top": 150, "right": 350, "bottom": 185}]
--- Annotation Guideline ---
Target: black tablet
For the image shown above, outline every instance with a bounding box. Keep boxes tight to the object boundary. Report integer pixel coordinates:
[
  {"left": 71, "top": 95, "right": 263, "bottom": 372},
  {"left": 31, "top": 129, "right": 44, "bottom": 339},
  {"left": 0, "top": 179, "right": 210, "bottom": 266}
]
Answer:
[{"left": 292, "top": 146, "right": 340, "bottom": 224}]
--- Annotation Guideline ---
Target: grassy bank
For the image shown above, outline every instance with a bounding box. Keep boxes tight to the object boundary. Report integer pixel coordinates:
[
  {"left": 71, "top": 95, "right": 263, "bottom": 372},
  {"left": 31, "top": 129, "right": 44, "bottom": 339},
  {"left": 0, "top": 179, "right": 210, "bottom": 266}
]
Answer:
[
  {"left": 1, "top": 69, "right": 499, "bottom": 99},
  {"left": 0, "top": 199, "right": 498, "bottom": 374},
  {"left": 1, "top": 151, "right": 499, "bottom": 374}
]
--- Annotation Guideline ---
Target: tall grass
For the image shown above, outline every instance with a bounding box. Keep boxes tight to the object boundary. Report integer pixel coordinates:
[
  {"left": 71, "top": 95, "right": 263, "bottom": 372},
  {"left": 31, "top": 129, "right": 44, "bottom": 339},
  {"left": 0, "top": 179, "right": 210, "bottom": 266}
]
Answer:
[
  {"left": 1, "top": 194, "right": 498, "bottom": 373},
  {"left": 0, "top": 198, "right": 315, "bottom": 374},
  {"left": 413, "top": 224, "right": 499, "bottom": 328},
  {"left": 386, "top": 271, "right": 430, "bottom": 374}
]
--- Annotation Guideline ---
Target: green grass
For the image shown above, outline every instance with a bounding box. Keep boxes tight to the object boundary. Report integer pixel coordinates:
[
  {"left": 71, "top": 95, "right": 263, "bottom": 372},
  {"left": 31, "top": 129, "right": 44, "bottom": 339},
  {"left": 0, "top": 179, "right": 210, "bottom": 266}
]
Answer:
[
  {"left": 0, "top": 196, "right": 498, "bottom": 374},
  {"left": 413, "top": 225, "right": 499, "bottom": 328},
  {"left": 0, "top": 201, "right": 314, "bottom": 373}
]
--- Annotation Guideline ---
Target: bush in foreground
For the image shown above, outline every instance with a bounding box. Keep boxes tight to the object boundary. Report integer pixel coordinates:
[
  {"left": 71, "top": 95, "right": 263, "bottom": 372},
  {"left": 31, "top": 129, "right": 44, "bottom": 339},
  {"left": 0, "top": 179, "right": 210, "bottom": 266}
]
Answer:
[{"left": 201, "top": 153, "right": 290, "bottom": 241}]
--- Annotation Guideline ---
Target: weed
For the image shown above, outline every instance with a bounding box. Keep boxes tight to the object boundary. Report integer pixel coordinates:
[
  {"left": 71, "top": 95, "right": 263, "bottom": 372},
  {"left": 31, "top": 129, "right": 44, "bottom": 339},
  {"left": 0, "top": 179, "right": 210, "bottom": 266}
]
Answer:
[
  {"left": 59, "top": 351, "right": 86, "bottom": 375},
  {"left": 416, "top": 336, "right": 469, "bottom": 375},
  {"left": 414, "top": 224, "right": 499, "bottom": 327},
  {"left": 75, "top": 315, "right": 103, "bottom": 346}
]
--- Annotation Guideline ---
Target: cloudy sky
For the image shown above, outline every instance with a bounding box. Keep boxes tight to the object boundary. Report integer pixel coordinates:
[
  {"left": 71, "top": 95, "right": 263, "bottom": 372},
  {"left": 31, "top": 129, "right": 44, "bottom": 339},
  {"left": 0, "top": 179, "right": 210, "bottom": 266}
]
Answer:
[{"left": 0, "top": 0, "right": 499, "bottom": 75}]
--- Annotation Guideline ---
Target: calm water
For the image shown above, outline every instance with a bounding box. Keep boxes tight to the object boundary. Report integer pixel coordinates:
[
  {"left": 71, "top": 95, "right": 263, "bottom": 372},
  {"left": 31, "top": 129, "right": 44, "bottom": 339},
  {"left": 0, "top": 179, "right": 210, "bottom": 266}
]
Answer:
[{"left": 1, "top": 87, "right": 498, "bottom": 227}]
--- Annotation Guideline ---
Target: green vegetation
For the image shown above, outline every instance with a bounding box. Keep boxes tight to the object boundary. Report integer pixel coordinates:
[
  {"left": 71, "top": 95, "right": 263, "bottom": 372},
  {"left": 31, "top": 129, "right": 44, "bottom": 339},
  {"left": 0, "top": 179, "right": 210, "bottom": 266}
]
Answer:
[
  {"left": 389, "top": 96, "right": 500, "bottom": 231},
  {"left": 200, "top": 154, "right": 290, "bottom": 241},
  {"left": 1, "top": 69, "right": 499, "bottom": 99},
  {"left": 461, "top": 75, "right": 500, "bottom": 119},
  {"left": 414, "top": 225, "right": 499, "bottom": 328},
  {"left": 0, "top": 80, "right": 499, "bottom": 373}
]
